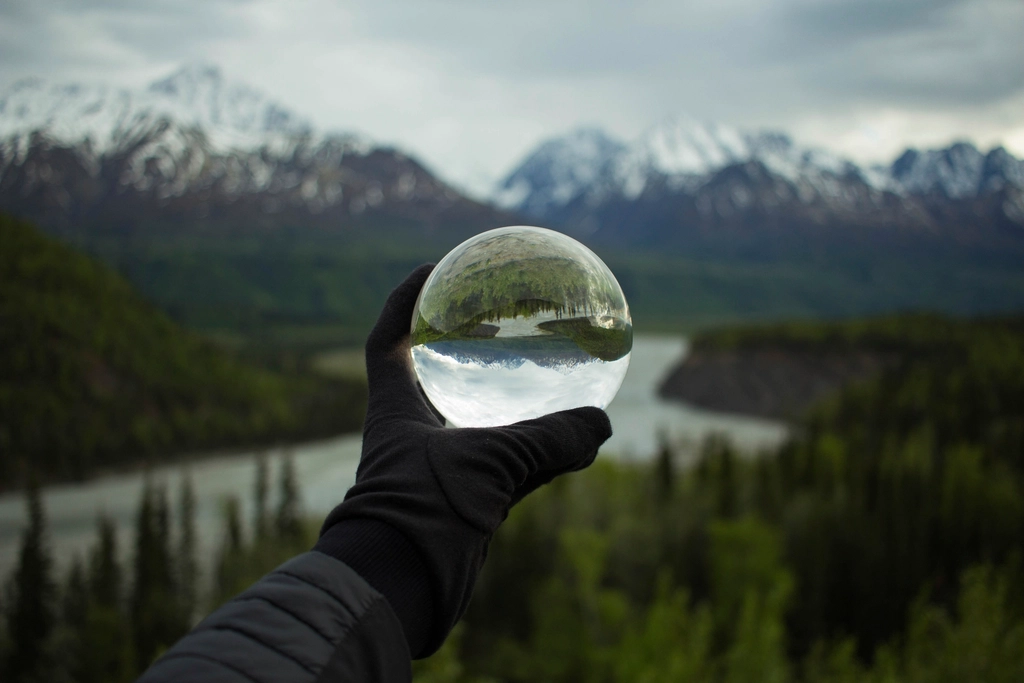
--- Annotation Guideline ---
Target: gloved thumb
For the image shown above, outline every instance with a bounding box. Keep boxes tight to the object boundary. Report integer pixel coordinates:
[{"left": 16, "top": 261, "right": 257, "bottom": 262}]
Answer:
[{"left": 364, "top": 264, "right": 439, "bottom": 427}]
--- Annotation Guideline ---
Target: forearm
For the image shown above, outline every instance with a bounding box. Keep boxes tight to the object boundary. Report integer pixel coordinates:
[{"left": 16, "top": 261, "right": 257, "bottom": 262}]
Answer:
[
  {"left": 314, "top": 518, "right": 436, "bottom": 658},
  {"left": 137, "top": 552, "right": 411, "bottom": 683}
]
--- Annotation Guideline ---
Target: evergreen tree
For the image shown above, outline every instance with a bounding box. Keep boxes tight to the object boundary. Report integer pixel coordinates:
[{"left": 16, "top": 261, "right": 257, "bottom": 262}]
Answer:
[
  {"left": 224, "top": 495, "right": 243, "bottom": 553},
  {"left": 3, "top": 476, "right": 56, "bottom": 682},
  {"left": 90, "top": 515, "right": 121, "bottom": 609},
  {"left": 275, "top": 452, "right": 303, "bottom": 543},
  {"left": 63, "top": 558, "right": 88, "bottom": 630},
  {"left": 63, "top": 557, "right": 90, "bottom": 683},
  {"left": 178, "top": 472, "right": 198, "bottom": 623},
  {"left": 254, "top": 451, "right": 270, "bottom": 541},
  {"left": 131, "top": 482, "right": 183, "bottom": 671},
  {"left": 215, "top": 495, "right": 246, "bottom": 603},
  {"left": 68, "top": 515, "right": 135, "bottom": 683},
  {"left": 654, "top": 431, "right": 675, "bottom": 504}
]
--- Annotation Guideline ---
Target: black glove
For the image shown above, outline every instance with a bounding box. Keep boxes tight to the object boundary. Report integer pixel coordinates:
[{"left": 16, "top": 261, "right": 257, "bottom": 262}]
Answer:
[{"left": 315, "top": 264, "right": 612, "bottom": 657}]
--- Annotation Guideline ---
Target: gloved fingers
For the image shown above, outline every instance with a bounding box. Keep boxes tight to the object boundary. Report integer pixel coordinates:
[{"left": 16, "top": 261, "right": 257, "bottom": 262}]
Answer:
[
  {"left": 503, "top": 406, "right": 611, "bottom": 505},
  {"left": 506, "top": 406, "right": 612, "bottom": 470},
  {"left": 364, "top": 264, "right": 442, "bottom": 428},
  {"left": 427, "top": 406, "right": 611, "bottom": 532}
]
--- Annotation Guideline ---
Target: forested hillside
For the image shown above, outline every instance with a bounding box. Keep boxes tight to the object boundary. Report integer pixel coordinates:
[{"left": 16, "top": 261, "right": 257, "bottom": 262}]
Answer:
[
  {"left": 0, "top": 215, "right": 366, "bottom": 487},
  {"left": 6, "top": 312, "right": 1021, "bottom": 682},
  {"left": 444, "top": 313, "right": 1024, "bottom": 680},
  {"left": 660, "top": 313, "right": 1024, "bottom": 418}
]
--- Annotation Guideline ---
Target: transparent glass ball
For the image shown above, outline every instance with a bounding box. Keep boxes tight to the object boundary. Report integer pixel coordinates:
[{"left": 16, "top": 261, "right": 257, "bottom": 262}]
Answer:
[{"left": 410, "top": 226, "right": 632, "bottom": 427}]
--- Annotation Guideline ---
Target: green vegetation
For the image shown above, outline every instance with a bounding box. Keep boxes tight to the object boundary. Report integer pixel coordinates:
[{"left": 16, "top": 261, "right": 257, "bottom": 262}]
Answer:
[
  {"left": 535, "top": 318, "right": 632, "bottom": 362},
  {"left": 410, "top": 230, "right": 631, "bottom": 361},
  {"left": 5, "top": 312, "right": 1023, "bottom": 682},
  {"left": 0, "top": 460, "right": 316, "bottom": 682},
  {"left": 66, "top": 233, "right": 1024, "bottom": 352},
  {"left": 418, "top": 312, "right": 1024, "bottom": 681},
  {"left": 412, "top": 314, "right": 632, "bottom": 363},
  {"left": 0, "top": 215, "right": 366, "bottom": 488},
  {"left": 418, "top": 236, "right": 626, "bottom": 332},
  {"left": 6, "top": 206, "right": 1024, "bottom": 681}
]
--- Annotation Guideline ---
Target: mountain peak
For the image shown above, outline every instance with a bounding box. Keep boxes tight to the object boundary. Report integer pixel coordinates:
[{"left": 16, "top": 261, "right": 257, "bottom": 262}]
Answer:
[
  {"left": 0, "top": 64, "right": 314, "bottom": 152},
  {"left": 492, "top": 126, "right": 626, "bottom": 212},
  {"left": 890, "top": 141, "right": 991, "bottom": 199},
  {"left": 147, "top": 63, "right": 225, "bottom": 96},
  {"left": 634, "top": 116, "right": 749, "bottom": 177}
]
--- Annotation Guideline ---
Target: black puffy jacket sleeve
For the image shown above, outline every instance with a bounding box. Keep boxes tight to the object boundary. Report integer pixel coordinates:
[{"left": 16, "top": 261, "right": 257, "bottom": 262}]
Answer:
[{"left": 136, "top": 551, "right": 411, "bottom": 683}]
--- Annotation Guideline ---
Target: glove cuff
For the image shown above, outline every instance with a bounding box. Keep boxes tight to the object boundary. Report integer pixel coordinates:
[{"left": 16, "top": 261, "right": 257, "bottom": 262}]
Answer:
[{"left": 315, "top": 518, "right": 435, "bottom": 658}]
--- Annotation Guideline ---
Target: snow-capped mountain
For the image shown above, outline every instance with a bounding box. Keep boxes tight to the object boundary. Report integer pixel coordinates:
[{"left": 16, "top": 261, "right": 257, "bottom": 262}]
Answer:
[
  {"left": 0, "top": 65, "right": 510, "bottom": 238},
  {"left": 493, "top": 128, "right": 626, "bottom": 219},
  {"left": 495, "top": 119, "right": 1024, "bottom": 246},
  {"left": 0, "top": 64, "right": 316, "bottom": 154},
  {"left": 891, "top": 143, "right": 1024, "bottom": 199}
]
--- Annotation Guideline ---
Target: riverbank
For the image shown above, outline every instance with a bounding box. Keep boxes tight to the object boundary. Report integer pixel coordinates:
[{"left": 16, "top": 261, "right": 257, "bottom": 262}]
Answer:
[
  {"left": 0, "top": 334, "right": 788, "bottom": 578},
  {"left": 658, "top": 346, "right": 889, "bottom": 420}
]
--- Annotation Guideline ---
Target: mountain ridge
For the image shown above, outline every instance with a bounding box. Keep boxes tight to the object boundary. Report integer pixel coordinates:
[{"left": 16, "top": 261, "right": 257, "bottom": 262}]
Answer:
[
  {"left": 0, "top": 65, "right": 513, "bottom": 241},
  {"left": 494, "top": 119, "right": 1024, "bottom": 248}
]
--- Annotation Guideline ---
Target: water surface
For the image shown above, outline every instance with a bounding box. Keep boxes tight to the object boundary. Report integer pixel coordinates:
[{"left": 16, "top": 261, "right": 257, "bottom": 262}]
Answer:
[{"left": 0, "top": 335, "right": 786, "bottom": 578}]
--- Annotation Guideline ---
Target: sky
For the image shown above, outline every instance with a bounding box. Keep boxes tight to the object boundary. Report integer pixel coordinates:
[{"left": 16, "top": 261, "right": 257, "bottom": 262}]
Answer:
[{"left": 1, "top": 0, "right": 1023, "bottom": 197}]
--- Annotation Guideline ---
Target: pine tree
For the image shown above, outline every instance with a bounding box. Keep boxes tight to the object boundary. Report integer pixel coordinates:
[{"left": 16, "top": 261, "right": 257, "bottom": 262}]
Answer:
[
  {"left": 654, "top": 431, "right": 675, "bottom": 504},
  {"left": 215, "top": 495, "right": 245, "bottom": 602},
  {"left": 275, "top": 452, "right": 303, "bottom": 544},
  {"left": 131, "top": 482, "right": 182, "bottom": 671},
  {"left": 3, "top": 476, "right": 56, "bottom": 682},
  {"left": 76, "top": 515, "right": 134, "bottom": 683},
  {"left": 63, "top": 557, "right": 89, "bottom": 682},
  {"left": 63, "top": 558, "right": 88, "bottom": 629},
  {"left": 254, "top": 452, "right": 270, "bottom": 541},
  {"left": 225, "top": 496, "right": 244, "bottom": 552},
  {"left": 178, "top": 472, "right": 198, "bottom": 624},
  {"left": 715, "top": 438, "right": 738, "bottom": 519},
  {"left": 90, "top": 515, "right": 121, "bottom": 609}
]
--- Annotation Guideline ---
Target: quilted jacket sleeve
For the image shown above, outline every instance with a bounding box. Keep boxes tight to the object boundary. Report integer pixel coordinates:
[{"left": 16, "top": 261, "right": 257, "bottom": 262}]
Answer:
[{"left": 136, "top": 551, "right": 411, "bottom": 683}]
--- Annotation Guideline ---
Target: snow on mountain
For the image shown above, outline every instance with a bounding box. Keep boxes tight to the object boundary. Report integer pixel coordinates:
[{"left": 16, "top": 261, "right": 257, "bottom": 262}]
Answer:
[
  {"left": 891, "top": 142, "right": 1024, "bottom": 199},
  {"left": 493, "top": 118, "right": 1024, "bottom": 245},
  {"left": 611, "top": 117, "right": 750, "bottom": 198},
  {"left": 0, "top": 65, "right": 506, "bottom": 237},
  {"left": 498, "top": 117, "right": 875, "bottom": 215},
  {"left": 890, "top": 142, "right": 986, "bottom": 200},
  {"left": 0, "top": 64, "right": 335, "bottom": 155},
  {"left": 493, "top": 128, "right": 626, "bottom": 215},
  {"left": 495, "top": 118, "right": 1024, "bottom": 229}
]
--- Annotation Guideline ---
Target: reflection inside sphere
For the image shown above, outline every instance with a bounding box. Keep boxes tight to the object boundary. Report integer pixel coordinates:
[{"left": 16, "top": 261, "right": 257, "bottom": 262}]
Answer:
[{"left": 410, "top": 226, "right": 632, "bottom": 427}]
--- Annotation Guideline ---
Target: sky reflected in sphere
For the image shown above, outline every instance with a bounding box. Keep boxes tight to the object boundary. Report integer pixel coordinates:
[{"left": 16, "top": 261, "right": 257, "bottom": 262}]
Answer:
[{"left": 410, "top": 226, "right": 632, "bottom": 427}]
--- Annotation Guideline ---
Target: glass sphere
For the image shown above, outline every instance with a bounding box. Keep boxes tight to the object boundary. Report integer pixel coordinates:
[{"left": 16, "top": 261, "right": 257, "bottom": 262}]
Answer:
[{"left": 410, "top": 226, "right": 632, "bottom": 427}]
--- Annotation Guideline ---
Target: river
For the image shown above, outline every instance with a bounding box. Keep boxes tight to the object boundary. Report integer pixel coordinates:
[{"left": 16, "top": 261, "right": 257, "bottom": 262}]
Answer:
[{"left": 0, "top": 335, "right": 786, "bottom": 578}]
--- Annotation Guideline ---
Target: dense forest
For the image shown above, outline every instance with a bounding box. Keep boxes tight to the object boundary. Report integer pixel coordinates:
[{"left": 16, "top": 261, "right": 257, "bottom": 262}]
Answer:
[
  {"left": 0, "top": 215, "right": 367, "bottom": 488},
  {"left": 3, "top": 312, "right": 1023, "bottom": 681}
]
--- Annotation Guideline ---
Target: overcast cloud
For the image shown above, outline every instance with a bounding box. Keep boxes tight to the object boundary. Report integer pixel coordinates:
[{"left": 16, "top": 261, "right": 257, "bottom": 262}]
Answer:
[{"left": 1, "top": 0, "right": 1022, "bottom": 196}]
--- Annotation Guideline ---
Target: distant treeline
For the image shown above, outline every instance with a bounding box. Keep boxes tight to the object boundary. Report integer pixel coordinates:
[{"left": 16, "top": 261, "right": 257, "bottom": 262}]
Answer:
[
  {"left": 71, "top": 227, "right": 1024, "bottom": 346},
  {"left": 0, "top": 215, "right": 367, "bottom": 488}
]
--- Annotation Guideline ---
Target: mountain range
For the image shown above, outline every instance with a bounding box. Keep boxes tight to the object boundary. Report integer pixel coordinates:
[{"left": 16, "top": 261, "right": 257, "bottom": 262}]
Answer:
[
  {"left": 494, "top": 123, "right": 1024, "bottom": 250},
  {"left": 0, "top": 64, "right": 509, "bottom": 241},
  {"left": 3, "top": 65, "right": 1024, "bottom": 335},
  {"left": 2, "top": 65, "right": 1023, "bottom": 252}
]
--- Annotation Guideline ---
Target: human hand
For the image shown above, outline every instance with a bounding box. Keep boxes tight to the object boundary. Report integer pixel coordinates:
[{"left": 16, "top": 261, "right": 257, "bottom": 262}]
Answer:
[{"left": 318, "top": 264, "right": 611, "bottom": 656}]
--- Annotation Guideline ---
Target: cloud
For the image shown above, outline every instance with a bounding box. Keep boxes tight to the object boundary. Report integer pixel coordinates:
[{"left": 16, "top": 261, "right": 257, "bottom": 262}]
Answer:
[{"left": 1, "top": 0, "right": 1021, "bottom": 194}]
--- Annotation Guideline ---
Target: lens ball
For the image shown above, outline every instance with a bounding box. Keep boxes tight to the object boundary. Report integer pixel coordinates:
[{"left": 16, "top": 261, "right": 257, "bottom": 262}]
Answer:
[{"left": 410, "top": 226, "right": 632, "bottom": 427}]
